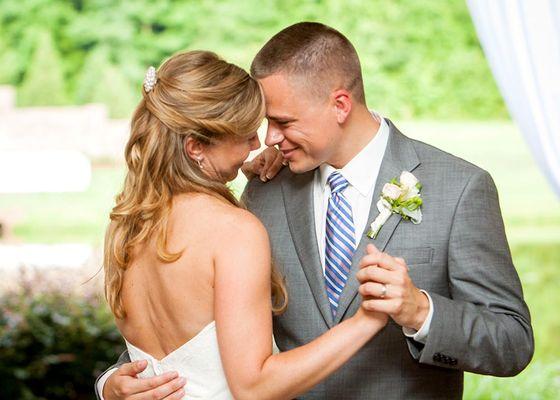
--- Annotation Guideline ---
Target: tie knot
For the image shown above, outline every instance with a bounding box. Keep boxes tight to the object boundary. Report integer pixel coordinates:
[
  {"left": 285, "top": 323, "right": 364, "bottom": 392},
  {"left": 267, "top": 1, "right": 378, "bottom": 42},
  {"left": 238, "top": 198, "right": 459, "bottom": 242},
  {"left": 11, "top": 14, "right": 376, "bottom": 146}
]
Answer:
[{"left": 327, "top": 171, "right": 349, "bottom": 194}]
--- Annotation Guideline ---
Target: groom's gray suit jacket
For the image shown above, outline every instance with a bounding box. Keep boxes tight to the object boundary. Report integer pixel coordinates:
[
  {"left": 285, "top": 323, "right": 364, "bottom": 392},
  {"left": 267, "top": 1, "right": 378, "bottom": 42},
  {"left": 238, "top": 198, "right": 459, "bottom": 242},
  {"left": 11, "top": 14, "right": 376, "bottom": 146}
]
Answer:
[
  {"left": 95, "top": 121, "right": 533, "bottom": 399},
  {"left": 242, "top": 120, "right": 533, "bottom": 399}
]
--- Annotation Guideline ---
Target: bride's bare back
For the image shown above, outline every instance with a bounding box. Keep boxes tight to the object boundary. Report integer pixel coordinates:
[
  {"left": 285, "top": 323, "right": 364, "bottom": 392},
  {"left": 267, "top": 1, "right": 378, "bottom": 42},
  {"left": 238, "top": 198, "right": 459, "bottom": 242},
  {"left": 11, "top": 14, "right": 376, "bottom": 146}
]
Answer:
[{"left": 116, "top": 193, "right": 234, "bottom": 359}]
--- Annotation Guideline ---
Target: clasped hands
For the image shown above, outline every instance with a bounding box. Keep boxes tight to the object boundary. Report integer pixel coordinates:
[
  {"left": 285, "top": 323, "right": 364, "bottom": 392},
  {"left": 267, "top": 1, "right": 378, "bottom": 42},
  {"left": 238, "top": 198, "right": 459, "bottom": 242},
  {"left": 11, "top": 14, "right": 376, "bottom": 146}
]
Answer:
[{"left": 357, "top": 244, "right": 429, "bottom": 332}]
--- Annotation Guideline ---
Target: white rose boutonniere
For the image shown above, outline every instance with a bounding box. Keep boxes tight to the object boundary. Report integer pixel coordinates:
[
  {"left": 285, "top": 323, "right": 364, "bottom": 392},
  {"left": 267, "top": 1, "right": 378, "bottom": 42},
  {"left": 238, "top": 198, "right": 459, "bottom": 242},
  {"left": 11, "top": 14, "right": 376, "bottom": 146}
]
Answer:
[{"left": 367, "top": 171, "right": 423, "bottom": 239}]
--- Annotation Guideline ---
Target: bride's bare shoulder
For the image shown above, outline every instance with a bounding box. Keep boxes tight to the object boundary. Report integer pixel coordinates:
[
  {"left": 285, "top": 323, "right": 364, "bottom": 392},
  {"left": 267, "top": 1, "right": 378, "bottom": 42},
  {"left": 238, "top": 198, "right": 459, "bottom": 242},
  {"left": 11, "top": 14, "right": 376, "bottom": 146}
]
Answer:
[{"left": 171, "top": 192, "right": 267, "bottom": 240}]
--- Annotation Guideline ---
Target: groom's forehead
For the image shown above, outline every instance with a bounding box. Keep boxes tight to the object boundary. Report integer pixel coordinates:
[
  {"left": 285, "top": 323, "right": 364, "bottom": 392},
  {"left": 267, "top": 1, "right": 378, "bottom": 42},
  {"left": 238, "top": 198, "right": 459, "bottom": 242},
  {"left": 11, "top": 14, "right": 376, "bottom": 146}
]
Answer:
[
  {"left": 259, "top": 74, "right": 315, "bottom": 116},
  {"left": 258, "top": 72, "right": 309, "bottom": 98}
]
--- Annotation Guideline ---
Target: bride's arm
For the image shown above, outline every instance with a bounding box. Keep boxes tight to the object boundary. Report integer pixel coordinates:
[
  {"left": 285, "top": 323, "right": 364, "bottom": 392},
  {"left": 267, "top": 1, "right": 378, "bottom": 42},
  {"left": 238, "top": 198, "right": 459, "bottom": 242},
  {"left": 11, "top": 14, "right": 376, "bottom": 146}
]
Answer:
[{"left": 214, "top": 210, "right": 387, "bottom": 400}]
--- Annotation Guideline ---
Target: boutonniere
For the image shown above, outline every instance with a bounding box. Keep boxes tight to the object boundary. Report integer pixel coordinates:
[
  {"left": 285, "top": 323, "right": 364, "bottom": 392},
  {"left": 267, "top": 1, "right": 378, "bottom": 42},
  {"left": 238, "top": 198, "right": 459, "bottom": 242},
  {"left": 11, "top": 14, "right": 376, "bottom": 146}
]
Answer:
[{"left": 367, "top": 171, "right": 423, "bottom": 239}]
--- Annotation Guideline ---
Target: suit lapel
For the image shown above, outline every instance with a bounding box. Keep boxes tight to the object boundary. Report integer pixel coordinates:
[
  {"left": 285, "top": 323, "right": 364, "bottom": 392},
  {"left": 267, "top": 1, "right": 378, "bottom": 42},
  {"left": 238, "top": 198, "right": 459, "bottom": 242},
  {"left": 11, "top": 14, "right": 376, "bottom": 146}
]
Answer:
[
  {"left": 334, "top": 120, "right": 421, "bottom": 323},
  {"left": 281, "top": 170, "right": 334, "bottom": 327}
]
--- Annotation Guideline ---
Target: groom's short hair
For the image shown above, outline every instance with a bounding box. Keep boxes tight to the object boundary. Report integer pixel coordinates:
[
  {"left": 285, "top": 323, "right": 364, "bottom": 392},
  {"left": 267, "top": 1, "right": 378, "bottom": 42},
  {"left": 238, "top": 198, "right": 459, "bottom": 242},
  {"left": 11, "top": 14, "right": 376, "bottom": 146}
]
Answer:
[{"left": 251, "top": 22, "right": 366, "bottom": 104}]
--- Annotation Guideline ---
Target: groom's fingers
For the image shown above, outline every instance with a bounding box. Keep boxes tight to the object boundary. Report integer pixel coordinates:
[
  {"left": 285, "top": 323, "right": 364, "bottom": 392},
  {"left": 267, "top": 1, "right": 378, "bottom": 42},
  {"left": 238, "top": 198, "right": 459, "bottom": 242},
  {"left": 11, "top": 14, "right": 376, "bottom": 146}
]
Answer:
[
  {"left": 161, "top": 387, "right": 187, "bottom": 400},
  {"left": 359, "top": 253, "right": 404, "bottom": 272},
  {"left": 129, "top": 376, "right": 186, "bottom": 400},
  {"left": 104, "top": 364, "right": 183, "bottom": 400},
  {"left": 365, "top": 244, "right": 380, "bottom": 255},
  {"left": 361, "top": 298, "right": 397, "bottom": 314},
  {"left": 356, "top": 265, "right": 393, "bottom": 285},
  {"left": 395, "top": 257, "right": 407, "bottom": 268},
  {"left": 359, "top": 281, "right": 389, "bottom": 298},
  {"left": 116, "top": 360, "right": 149, "bottom": 377},
  {"left": 363, "top": 244, "right": 409, "bottom": 271},
  {"left": 359, "top": 251, "right": 408, "bottom": 273}
]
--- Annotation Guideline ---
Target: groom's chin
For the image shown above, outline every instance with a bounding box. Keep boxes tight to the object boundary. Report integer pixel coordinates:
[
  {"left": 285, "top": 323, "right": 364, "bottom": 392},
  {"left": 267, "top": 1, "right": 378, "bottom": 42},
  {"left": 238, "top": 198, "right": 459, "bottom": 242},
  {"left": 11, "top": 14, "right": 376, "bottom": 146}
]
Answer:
[{"left": 287, "top": 160, "right": 316, "bottom": 174}]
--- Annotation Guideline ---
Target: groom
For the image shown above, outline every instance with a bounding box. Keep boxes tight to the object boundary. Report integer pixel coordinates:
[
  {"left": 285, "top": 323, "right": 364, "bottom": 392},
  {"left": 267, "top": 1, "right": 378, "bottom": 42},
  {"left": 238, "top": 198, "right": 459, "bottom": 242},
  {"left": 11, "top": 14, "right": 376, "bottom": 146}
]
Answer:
[{"left": 97, "top": 22, "right": 533, "bottom": 399}]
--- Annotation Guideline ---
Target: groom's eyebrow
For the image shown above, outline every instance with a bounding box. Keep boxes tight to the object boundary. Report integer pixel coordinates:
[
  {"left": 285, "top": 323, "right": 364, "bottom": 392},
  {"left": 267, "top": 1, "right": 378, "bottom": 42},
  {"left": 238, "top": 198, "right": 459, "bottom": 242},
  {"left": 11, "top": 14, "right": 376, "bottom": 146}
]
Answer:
[{"left": 266, "top": 114, "right": 297, "bottom": 123}]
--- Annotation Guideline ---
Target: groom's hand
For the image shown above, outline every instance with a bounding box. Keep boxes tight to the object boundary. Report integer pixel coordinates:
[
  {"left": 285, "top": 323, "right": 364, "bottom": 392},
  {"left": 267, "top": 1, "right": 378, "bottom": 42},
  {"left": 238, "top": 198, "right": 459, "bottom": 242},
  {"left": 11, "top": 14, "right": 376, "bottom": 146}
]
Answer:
[
  {"left": 104, "top": 360, "right": 186, "bottom": 400},
  {"left": 241, "top": 147, "right": 286, "bottom": 182},
  {"left": 356, "top": 244, "right": 430, "bottom": 331}
]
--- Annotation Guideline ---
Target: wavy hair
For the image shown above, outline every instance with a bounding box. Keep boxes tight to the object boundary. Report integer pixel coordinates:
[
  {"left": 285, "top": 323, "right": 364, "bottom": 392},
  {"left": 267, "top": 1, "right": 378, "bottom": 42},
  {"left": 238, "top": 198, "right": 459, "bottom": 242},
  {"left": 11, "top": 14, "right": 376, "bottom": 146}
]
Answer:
[{"left": 104, "top": 50, "right": 287, "bottom": 319}]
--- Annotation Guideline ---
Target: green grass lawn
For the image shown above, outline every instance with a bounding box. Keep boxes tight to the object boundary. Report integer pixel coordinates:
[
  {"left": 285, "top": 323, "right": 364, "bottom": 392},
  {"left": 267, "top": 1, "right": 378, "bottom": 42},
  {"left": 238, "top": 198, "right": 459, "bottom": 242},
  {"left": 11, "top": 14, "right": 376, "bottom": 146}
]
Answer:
[{"left": 1, "top": 120, "right": 559, "bottom": 398}]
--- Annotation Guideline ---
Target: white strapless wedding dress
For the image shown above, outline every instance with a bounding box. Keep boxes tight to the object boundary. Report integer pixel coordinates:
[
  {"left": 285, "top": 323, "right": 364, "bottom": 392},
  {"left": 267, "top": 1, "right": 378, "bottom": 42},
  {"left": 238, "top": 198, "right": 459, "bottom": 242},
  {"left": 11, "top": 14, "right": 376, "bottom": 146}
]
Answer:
[
  {"left": 125, "top": 321, "right": 279, "bottom": 400},
  {"left": 125, "top": 321, "right": 233, "bottom": 399}
]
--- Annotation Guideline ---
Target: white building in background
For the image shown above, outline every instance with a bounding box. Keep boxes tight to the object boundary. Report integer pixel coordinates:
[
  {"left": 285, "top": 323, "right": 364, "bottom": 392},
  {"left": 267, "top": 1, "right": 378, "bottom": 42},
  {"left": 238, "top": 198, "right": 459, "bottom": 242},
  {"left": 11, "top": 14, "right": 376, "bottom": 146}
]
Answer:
[
  {"left": 0, "top": 85, "right": 129, "bottom": 161},
  {"left": 0, "top": 85, "right": 130, "bottom": 277}
]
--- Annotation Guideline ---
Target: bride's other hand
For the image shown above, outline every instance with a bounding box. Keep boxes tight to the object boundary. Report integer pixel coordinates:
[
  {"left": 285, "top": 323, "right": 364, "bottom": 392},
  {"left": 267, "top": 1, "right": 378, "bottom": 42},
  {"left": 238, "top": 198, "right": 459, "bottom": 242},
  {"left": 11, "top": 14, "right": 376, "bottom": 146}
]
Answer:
[
  {"left": 241, "top": 147, "right": 286, "bottom": 182},
  {"left": 103, "top": 360, "right": 186, "bottom": 400}
]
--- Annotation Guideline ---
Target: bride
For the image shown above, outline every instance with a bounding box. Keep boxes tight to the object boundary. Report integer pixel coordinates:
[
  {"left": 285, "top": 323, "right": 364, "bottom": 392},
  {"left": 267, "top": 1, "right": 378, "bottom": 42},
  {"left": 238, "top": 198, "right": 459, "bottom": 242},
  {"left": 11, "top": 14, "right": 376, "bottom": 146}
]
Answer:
[{"left": 103, "top": 50, "right": 387, "bottom": 400}]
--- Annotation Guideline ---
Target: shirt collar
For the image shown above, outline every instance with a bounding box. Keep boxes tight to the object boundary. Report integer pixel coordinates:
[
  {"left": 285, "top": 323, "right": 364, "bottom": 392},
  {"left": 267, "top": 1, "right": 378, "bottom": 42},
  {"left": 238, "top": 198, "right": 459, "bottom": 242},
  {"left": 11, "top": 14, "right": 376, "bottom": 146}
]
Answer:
[{"left": 319, "top": 117, "right": 390, "bottom": 196}]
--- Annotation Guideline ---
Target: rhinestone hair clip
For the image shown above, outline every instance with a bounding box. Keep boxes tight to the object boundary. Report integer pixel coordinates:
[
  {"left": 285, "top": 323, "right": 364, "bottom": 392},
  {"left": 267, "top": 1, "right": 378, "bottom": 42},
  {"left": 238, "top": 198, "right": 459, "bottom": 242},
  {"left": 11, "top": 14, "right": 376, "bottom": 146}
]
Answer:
[{"left": 143, "top": 66, "right": 157, "bottom": 92}]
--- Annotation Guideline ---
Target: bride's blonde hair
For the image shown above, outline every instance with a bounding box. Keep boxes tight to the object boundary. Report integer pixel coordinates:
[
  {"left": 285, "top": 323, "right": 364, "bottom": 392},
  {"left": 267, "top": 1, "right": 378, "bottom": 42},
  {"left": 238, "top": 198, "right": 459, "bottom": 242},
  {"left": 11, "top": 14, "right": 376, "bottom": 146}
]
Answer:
[{"left": 104, "top": 50, "right": 287, "bottom": 319}]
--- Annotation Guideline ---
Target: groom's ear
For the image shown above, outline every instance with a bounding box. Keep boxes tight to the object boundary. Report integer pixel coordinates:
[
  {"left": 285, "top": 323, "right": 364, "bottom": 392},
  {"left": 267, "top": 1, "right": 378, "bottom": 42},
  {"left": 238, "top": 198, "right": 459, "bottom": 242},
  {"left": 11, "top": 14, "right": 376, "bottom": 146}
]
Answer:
[{"left": 332, "top": 89, "right": 352, "bottom": 124}]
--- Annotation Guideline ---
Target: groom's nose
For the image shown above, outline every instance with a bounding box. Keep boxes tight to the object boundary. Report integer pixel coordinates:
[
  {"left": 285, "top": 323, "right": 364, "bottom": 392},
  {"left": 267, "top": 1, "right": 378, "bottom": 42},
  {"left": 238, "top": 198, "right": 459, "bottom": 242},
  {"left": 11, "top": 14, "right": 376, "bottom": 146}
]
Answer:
[{"left": 265, "top": 125, "right": 284, "bottom": 147}]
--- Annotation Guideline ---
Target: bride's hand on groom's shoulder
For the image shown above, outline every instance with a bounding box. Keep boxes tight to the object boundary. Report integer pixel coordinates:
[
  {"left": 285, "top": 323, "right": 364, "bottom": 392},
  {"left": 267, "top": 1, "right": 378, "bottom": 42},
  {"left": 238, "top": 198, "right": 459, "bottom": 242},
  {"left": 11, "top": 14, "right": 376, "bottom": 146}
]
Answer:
[
  {"left": 103, "top": 360, "right": 186, "bottom": 400},
  {"left": 241, "top": 146, "right": 286, "bottom": 182}
]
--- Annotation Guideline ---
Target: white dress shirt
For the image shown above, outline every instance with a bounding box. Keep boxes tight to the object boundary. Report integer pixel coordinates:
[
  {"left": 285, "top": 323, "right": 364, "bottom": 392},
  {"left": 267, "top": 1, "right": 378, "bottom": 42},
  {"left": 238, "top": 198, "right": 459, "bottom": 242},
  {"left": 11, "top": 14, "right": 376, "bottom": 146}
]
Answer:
[
  {"left": 97, "top": 367, "right": 114, "bottom": 399},
  {"left": 312, "top": 116, "right": 433, "bottom": 343}
]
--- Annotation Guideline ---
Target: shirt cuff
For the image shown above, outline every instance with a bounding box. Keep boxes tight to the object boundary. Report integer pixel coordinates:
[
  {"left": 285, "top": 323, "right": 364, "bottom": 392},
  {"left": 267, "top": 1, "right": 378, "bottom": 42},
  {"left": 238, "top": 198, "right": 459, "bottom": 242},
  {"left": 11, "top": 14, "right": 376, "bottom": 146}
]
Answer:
[
  {"left": 402, "top": 290, "right": 433, "bottom": 344},
  {"left": 96, "top": 367, "right": 118, "bottom": 400}
]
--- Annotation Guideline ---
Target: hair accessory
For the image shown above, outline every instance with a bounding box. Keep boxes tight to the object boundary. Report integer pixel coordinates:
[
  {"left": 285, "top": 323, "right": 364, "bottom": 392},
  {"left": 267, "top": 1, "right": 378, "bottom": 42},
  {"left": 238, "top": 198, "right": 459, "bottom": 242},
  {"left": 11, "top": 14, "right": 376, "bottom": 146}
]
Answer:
[{"left": 143, "top": 66, "right": 158, "bottom": 92}]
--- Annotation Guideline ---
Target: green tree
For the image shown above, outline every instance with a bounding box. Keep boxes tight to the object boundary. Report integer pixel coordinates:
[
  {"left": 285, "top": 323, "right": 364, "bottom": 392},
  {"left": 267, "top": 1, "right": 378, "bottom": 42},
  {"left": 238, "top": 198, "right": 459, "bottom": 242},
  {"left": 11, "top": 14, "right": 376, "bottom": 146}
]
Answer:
[
  {"left": 74, "top": 46, "right": 110, "bottom": 105},
  {"left": 2, "top": 0, "right": 508, "bottom": 119},
  {"left": 17, "top": 31, "right": 68, "bottom": 106},
  {"left": 0, "top": 26, "right": 20, "bottom": 84},
  {"left": 89, "top": 63, "right": 139, "bottom": 118}
]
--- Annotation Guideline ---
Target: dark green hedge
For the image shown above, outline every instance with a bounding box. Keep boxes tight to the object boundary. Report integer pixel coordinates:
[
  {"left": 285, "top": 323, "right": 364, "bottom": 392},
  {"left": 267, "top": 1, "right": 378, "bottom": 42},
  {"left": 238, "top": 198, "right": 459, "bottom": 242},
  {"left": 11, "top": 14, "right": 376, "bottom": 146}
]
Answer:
[
  {"left": 0, "top": 280, "right": 124, "bottom": 399},
  {"left": 0, "top": 0, "right": 506, "bottom": 119}
]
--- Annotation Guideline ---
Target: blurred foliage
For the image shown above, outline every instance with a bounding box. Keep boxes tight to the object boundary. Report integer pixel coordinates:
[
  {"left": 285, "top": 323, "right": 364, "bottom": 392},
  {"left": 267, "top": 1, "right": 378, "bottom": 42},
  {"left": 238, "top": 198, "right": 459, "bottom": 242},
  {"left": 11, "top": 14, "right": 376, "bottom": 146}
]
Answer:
[
  {"left": 464, "top": 242, "right": 560, "bottom": 399},
  {"left": 92, "top": 64, "right": 138, "bottom": 118},
  {"left": 0, "top": 275, "right": 125, "bottom": 399},
  {"left": 17, "top": 31, "right": 69, "bottom": 106},
  {"left": 0, "top": 0, "right": 507, "bottom": 119}
]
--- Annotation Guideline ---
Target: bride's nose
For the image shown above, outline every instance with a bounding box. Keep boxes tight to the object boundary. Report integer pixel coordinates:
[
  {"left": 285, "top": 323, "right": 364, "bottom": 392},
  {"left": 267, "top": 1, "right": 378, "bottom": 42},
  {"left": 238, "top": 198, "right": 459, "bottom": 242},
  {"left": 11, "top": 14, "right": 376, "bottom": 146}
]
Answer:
[{"left": 250, "top": 135, "right": 261, "bottom": 151}]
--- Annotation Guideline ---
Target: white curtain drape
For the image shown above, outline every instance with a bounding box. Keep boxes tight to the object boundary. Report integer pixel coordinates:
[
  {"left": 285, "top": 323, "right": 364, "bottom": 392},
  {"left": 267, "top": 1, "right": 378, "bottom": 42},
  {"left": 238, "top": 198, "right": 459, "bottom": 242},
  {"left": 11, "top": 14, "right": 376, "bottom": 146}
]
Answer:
[{"left": 467, "top": 0, "right": 560, "bottom": 198}]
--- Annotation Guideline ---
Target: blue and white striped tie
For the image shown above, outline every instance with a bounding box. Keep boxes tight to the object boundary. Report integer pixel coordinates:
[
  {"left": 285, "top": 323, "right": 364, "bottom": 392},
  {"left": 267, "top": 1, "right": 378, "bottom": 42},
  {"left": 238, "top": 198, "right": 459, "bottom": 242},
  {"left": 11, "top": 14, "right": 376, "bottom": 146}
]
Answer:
[{"left": 324, "top": 171, "right": 356, "bottom": 318}]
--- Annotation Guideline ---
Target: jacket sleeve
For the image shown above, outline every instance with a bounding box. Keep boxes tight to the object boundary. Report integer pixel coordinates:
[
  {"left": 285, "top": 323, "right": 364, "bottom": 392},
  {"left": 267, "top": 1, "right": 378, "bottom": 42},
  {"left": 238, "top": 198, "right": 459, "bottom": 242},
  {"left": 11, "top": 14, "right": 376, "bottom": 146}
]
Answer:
[{"left": 407, "top": 170, "right": 534, "bottom": 376}]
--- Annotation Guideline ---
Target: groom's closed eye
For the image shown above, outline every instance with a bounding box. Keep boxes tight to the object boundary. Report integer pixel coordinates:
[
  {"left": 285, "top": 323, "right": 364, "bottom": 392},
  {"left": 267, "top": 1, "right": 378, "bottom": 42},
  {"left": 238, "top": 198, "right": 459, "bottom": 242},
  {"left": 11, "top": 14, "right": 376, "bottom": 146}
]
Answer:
[{"left": 267, "top": 115, "right": 297, "bottom": 126}]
